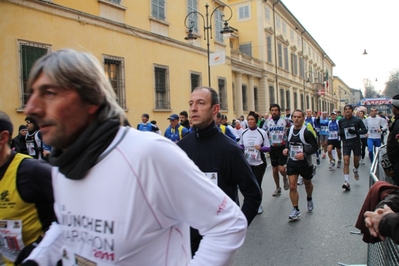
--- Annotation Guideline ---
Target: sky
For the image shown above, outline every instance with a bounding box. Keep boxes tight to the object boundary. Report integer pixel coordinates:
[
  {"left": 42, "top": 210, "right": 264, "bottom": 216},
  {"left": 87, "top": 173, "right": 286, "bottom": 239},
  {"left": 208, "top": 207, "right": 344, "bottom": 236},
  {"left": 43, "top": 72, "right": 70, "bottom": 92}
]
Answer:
[{"left": 281, "top": 0, "right": 399, "bottom": 96}]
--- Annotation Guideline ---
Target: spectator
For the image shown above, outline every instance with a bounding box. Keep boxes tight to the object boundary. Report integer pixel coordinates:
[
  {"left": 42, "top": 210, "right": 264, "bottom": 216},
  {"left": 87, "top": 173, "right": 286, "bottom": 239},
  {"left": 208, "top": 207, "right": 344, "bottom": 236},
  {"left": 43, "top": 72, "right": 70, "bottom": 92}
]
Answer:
[
  {"left": 11, "top": 125, "right": 28, "bottom": 154},
  {"left": 164, "top": 114, "right": 189, "bottom": 142},
  {"left": 24, "top": 117, "right": 43, "bottom": 159},
  {"left": 137, "top": 113, "right": 159, "bottom": 133},
  {"left": 150, "top": 120, "right": 162, "bottom": 135},
  {"left": 179, "top": 110, "right": 190, "bottom": 129},
  {"left": 387, "top": 94, "right": 399, "bottom": 185}
]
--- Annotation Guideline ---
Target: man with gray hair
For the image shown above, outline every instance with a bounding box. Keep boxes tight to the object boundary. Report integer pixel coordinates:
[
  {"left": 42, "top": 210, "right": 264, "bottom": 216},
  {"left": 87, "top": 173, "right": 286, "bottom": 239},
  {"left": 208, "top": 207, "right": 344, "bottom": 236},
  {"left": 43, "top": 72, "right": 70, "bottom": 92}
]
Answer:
[{"left": 22, "top": 49, "right": 247, "bottom": 265}]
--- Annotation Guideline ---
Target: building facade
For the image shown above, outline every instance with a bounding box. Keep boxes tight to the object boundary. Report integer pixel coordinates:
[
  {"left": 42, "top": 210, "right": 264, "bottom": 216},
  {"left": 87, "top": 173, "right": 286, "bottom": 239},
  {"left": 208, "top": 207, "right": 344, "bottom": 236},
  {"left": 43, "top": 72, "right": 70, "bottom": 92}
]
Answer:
[{"left": 2, "top": 0, "right": 339, "bottom": 132}]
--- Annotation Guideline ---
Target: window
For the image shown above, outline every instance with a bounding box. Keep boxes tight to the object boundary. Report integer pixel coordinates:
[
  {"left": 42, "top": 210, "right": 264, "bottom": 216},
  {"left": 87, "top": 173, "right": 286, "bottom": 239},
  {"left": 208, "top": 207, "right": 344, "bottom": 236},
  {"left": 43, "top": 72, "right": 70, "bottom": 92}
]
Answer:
[
  {"left": 269, "top": 85, "right": 275, "bottom": 105},
  {"left": 242, "top": 84, "right": 248, "bottom": 111},
  {"left": 108, "top": 0, "right": 121, "bottom": 4},
  {"left": 265, "top": 7, "right": 270, "bottom": 21},
  {"left": 290, "top": 29, "right": 295, "bottom": 42},
  {"left": 254, "top": 86, "right": 259, "bottom": 111},
  {"left": 300, "top": 94, "right": 304, "bottom": 109},
  {"left": 291, "top": 53, "right": 298, "bottom": 75},
  {"left": 151, "top": 0, "right": 165, "bottom": 21},
  {"left": 297, "top": 34, "right": 301, "bottom": 47},
  {"left": 232, "top": 82, "right": 236, "bottom": 111},
  {"left": 218, "top": 78, "right": 227, "bottom": 110},
  {"left": 154, "top": 65, "right": 170, "bottom": 109},
  {"left": 187, "top": 0, "right": 198, "bottom": 33},
  {"left": 286, "top": 90, "right": 290, "bottom": 110},
  {"left": 104, "top": 56, "right": 126, "bottom": 109},
  {"left": 299, "top": 57, "right": 304, "bottom": 78},
  {"left": 277, "top": 43, "right": 283, "bottom": 68},
  {"left": 191, "top": 72, "right": 200, "bottom": 92},
  {"left": 303, "top": 42, "right": 307, "bottom": 53},
  {"left": 214, "top": 9, "right": 223, "bottom": 42},
  {"left": 282, "top": 22, "right": 287, "bottom": 36},
  {"left": 266, "top": 36, "right": 272, "bottom": 63},
  {"left": 239, "top": 43, "right": 252, "bottom": 56},
  {"left": 238, "top": 5, "right": 250, "bottom": 19},
  {"left": 284, "top": 46, "right": 289, "bottom": 71},
  {"left": 312, "top": 97, "right": 315, "bottom": 111},
  {"left": 306, "top": 95, "right": 310, "bottom": 109},
  {"left": 280, "top": 89, "right": 285, "bottom": 110},
  {"left": 294, "top": 92, "right": 298, "bottom": 109},
  {"left": 276, "top": 16, "right": 281, "bottom": 30},
  {"left": 19, "top": 41, "right": 50, "bottom": 107}
]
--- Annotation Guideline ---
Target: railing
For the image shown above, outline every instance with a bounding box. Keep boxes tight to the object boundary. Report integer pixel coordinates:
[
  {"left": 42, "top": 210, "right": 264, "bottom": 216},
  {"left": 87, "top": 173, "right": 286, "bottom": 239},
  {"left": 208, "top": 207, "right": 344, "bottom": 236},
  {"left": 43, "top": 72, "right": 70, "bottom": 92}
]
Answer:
[{"left": 367, "top": 144, "right": 399, "bottom": 265}]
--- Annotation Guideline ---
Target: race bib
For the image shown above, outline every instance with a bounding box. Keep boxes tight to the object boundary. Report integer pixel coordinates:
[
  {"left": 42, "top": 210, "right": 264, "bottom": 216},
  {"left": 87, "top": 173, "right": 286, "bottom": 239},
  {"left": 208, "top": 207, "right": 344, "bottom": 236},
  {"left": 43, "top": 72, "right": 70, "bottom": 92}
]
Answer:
[
  {"left": 344, "top": 127, "right": 356, "bottom": 139},
  {"left": 204, "top": 172, "right": 218, "bottom": 186},
  {"left": 289, "top": 145, "right": 303, "bottom": 161},
  {"left": 245, "top": 147, "right": 259, "bottom": 161},
  {"left": 369, "top": 127, "right": 378, "bottom": 134},
  {"left": 26, "top": 142, "right": 36, "bottom": 156},
  {"left": 320, "top": 126, "right": 328, "bottom": 134},
  {"left": 0, "top": 220, "right": 24, "bottom": 262},
  {"left": 329, "top": 131, "right": 338, "bottom": 139},
  {"left": 271, "top": 131, "right": 284, "bottom": 144}
]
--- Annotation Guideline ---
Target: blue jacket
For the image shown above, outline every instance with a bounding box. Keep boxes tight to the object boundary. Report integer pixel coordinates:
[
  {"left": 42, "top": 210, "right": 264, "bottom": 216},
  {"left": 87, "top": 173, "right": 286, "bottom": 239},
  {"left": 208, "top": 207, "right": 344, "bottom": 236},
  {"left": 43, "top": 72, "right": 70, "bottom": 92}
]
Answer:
[{"left": 164, "top": 124, "right": 189, "bottom": 142}]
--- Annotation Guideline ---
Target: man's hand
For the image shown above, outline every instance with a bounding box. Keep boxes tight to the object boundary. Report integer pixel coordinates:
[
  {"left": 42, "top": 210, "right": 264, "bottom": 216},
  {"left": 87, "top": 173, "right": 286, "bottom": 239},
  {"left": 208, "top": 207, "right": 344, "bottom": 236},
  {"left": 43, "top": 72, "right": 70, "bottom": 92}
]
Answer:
[
  {"left": 347, "top": 129, "right": 357, "bottom": 134},
  {"left": 364, "top": 204, "right": 394, "bottom": 240}
]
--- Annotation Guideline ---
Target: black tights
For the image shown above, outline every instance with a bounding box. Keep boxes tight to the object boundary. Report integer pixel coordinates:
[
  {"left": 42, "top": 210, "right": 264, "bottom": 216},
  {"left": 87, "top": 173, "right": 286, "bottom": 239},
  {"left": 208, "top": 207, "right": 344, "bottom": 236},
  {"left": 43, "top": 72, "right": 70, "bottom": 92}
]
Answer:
[{"left": 360, "top": 138, "right": 367, "bottom": 159}]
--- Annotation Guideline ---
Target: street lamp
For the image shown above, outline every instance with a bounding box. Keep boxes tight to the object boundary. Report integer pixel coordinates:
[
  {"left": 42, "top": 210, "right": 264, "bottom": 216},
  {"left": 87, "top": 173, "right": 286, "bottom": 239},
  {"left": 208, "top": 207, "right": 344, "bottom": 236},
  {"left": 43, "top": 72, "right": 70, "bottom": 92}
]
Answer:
[
  {"left": 305, "top": 71, "right": 325, "bottom": 111},
  {"left": 184, "top": 3, "right": 233, "bottom": 87}
]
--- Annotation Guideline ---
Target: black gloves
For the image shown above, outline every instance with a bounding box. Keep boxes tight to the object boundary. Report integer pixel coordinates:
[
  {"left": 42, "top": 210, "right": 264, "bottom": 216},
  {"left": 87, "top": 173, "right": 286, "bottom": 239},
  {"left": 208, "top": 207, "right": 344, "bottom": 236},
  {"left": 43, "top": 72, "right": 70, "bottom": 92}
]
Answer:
[{"left": 347, "top": 129, "right": 357, "bottom": 134}]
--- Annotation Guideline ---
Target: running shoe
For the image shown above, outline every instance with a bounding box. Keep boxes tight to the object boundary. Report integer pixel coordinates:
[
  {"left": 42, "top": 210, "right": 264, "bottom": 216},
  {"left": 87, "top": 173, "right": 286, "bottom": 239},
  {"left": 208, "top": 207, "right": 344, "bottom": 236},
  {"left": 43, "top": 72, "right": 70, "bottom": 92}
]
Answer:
[
  {"left": 329, "top": 160, "right": 335, "bottom": 170},
  {"left": 353, "top": 168, "right": 360, "bottom": 181},
  {"left": 283, "top": 177, "right": 289, "bottom": 190},
  {"left": 272, "top": 188, "right": 282, "bottom": 197},
  {"left": 312, "top": 165, "right": 316, "bottom": 176},
  {"left": 337, "top": 160, "right": 342, "bottom": 169},
  {"left": 360, "top": 159, "right": 365, "bottom": 165},
  {"left": 342, "top": 181, "right": 351, "bottom": 191},
  {"left": 289, "top": 208, "right": 301, "bottom": 220},
  {"left": 307, "top": 200, "right": 314, "bottom": 212},
  {"left": 322, "top": 154, "right": 326, "bottom": 159},
  {"left": 297, "top": 176, "right": 304, "bottom": 185},
  {"left": 317, "top": 158, "right": 321, "bottom": 165},
  {"left": 258, "top": 205, "right": 263, "bottom": 214}
]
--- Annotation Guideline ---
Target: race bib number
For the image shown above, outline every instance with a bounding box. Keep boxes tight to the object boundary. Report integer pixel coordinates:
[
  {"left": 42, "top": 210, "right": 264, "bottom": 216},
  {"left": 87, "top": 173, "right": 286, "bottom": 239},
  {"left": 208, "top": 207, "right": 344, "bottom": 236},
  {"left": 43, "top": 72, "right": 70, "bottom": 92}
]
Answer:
[
  {"left": 26, "top": 142, "right": 36, "bottom": 156},
  {"left": 344, "top": 127, "right": 356, "bottom": 139},
  {"left": 289, "top": 145, "right": 303, "bottom": 161},
  {"left": 329, "top": 131, "right": 338, "bottom": 139},
  {"left": 369, "top": 127, "right": 378, "bottom": 134},
  {"left": 245, "top": 147, "right": 259, "bottom": 161},
  {"left": 204, "top": 172, "right": 218, "bottom": 186},
  {"left": 0, "top": 220, "right": 24, "bottom": 262},
  {"left": 320, "top": 126, "right": 328, "bottom": 134},
  {"left": 272, "top": 131, "right": 284, "bottom": 144}
]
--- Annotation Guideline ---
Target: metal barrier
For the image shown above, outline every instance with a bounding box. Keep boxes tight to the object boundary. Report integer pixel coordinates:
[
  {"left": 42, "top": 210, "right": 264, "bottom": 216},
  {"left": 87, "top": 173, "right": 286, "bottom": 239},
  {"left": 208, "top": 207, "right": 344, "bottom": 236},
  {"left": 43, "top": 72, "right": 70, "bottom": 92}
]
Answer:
[{"left": 367, "top": 145, "right": 399, "bottom": 265}]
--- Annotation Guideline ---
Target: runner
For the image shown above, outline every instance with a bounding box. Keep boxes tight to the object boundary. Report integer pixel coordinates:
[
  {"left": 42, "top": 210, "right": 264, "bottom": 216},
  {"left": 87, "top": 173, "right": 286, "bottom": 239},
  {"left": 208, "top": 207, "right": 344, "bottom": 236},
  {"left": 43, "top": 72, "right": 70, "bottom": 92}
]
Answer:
[
  {"left": 327, "top": 112, "right": 342, "bottom": 170},
  {"left": 262, "top": 104, "right": 290, "bottom": 196},
  {"left": 319, "top": 111, "right": 330, "bottom": 159},
  {"left": 338, "top": 105, "right": 367, "bottom": 191},
  {"left": 282, "top": 109, "right": 318, "bottom": 220}
]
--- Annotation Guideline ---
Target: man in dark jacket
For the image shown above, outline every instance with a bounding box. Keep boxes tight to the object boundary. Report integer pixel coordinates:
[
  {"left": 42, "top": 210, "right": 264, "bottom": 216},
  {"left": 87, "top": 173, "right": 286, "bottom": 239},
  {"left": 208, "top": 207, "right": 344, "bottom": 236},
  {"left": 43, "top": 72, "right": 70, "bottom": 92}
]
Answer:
[
  {"left": 387, "top": 94, "right": 399, "bottom": 185},
  {"left": 12, "top": 125, "right": 28, "bottom": 154},
  {"left": 177, "top": 87, "right": 261, "bottom": 256}
]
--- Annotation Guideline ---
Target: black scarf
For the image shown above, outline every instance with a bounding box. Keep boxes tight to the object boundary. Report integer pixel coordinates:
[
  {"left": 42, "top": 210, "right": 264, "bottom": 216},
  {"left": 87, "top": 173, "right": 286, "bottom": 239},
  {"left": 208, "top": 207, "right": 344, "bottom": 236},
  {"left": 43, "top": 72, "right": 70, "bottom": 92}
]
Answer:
[{"left": 49, "top": 118, "right": 120, "bottom": 180}]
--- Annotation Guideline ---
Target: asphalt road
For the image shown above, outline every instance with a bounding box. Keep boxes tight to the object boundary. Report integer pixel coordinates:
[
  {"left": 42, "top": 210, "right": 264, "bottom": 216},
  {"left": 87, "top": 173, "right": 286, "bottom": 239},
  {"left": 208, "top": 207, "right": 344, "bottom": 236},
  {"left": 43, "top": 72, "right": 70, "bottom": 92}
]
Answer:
[{"left": 233, "top": 153, "right": 371, "bottom": 266}]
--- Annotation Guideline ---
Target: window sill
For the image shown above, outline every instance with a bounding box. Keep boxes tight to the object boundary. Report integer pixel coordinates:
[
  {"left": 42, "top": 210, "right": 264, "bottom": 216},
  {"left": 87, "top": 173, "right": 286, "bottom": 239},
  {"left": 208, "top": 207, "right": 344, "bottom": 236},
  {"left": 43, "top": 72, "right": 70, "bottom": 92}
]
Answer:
[
  {"left": 153, "top": 109, "right": 172, "bottom": 112},
  {"left": 98, "top": 0, "right": 126, "bottom": 10},
  {"left": 149, "top": 16, "right": 170, "bottom": 26},
  {"left": 15, "top": 107, "right": 25, "bottom": 113}
]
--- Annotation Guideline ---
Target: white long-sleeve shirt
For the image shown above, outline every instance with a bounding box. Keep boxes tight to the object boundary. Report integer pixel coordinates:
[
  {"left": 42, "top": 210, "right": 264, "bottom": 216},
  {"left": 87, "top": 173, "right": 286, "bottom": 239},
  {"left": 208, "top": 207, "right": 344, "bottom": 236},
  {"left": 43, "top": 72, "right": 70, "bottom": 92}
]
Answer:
[
  {"left": 365, "top": 116, "right": 388, "bottom": 139},
  {"left": 25, "top": 127, "right": 247, "bottom": 266}
]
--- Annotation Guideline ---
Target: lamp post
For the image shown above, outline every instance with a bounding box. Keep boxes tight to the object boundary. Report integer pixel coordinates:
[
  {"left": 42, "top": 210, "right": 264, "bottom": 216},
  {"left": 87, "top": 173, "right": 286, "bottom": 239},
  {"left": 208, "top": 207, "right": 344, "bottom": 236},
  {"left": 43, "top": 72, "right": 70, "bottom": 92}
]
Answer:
[
  {"left": 305, "top": 71, "right": 324, "bottom": 111},
  {"left": 184, "top": 3, "right": 233, "bottom": 87}
]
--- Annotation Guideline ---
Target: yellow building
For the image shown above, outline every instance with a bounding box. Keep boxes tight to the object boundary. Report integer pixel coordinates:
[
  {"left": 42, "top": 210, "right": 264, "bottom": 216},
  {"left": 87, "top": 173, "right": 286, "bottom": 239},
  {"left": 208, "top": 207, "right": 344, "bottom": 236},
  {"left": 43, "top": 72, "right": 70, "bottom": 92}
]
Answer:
[
  {"left": 332, "top": 76, "right": 351, "bottom": 110},
  {"left": 2, "top": 0, "right": 340, "bottom": 134}
]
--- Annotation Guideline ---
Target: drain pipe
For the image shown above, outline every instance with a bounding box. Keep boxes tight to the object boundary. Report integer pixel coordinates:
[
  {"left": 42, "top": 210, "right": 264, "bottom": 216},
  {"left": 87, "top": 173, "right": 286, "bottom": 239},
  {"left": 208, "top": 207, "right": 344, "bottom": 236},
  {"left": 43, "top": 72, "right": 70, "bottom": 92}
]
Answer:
[{"left": 272, "top": 0, "right": 280, "bottom": 105}]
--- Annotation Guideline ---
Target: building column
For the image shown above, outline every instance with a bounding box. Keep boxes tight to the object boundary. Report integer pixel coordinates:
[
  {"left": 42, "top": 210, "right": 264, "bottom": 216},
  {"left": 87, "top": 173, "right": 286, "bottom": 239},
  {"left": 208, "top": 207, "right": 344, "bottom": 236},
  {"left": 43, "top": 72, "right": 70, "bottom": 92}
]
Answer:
[
  {"left": 235, "top": 73, "right": 243, "bottom": 116},
  {"left": 259, "top": 72, "right": 268, "bottom": 115},
  {"left": 248, "top": 76, "right": 255, "bottom": 112}
]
